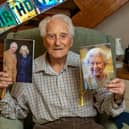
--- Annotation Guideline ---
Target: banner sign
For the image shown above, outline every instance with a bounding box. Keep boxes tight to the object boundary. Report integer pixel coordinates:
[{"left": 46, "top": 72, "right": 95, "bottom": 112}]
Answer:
[
  {"left": 0, "top": 0, "right": 65, "bottom": 35},
  {"left": 33, "top": 0, "right": 64, "bottom": 13},
  {"left": 0, "top": 3, "right": 17, "bottom": 27},
  {"left": 8, "top": 0, "right": 37, "bottom": 23}
]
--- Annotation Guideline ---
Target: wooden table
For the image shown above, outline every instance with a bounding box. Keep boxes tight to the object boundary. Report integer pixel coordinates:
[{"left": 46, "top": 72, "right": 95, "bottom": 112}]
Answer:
[{"left": 116, "top": 64, "right": 129, "bottom": 80}]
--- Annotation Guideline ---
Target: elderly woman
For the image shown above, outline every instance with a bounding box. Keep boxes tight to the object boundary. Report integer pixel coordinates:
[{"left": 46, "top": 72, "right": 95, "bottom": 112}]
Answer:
[
  {"left": 16, "top": 45, "right": 32, "bottom": 83},
  {"left": 82, "top": 47, "right": 114, "bottom": 89}
]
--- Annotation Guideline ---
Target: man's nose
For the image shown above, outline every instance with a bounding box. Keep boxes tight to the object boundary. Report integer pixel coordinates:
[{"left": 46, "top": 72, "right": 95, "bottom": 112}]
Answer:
[{"left": 55, "top": 36, "right": 61, "bottom": 45}]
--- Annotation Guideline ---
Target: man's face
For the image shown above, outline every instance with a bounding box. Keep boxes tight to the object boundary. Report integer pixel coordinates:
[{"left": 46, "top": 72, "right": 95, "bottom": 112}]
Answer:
[
  {"left": 10, "top": 43, "right": 18, "bottom": 53},
  {"left": 88, "top": 56, "right": 105, "bottom": 78},
  {"left": 43, "top": 18, "right": 73, "bottom": 60}
]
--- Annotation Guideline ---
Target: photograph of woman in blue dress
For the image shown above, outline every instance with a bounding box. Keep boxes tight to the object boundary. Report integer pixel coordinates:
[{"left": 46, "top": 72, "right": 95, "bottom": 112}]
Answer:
[{"left": 16, "top": 45, "right": 32, "bottom": 83}]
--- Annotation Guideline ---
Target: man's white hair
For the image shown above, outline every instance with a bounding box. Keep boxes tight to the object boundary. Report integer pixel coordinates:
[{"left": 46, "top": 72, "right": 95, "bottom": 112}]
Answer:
[
  {"left": 38, "top": 14, "right": 75, "bottom": 37},
  {"left": 10, "top": 42, "right": 18, "bottom": 49}
]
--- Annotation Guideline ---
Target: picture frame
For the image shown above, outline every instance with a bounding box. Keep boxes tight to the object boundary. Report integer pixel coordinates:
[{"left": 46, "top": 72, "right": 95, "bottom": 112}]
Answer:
[
  {"left": 3, "top": 38, "right": 35, "bottom": 83},
  {"left": 80, "top": 43, "right": 115, "bottom": 90}
]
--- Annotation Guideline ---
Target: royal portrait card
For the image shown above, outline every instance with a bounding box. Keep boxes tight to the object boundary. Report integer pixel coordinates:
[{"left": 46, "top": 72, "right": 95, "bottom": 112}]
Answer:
[
  {"left": 3, "top": 38, "right": 35, "bottom": 83},
  {"left": 80, "top": 43, "right": 115, "bottom": 91}
]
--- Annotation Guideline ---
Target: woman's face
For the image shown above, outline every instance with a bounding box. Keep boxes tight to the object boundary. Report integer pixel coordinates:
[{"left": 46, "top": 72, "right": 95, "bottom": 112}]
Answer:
[
  {"left": 88, "top": 56, "right": 105, "bottom": 78},
  {"left": 21, "top": 50, "right": 27, "bottom": 56}
]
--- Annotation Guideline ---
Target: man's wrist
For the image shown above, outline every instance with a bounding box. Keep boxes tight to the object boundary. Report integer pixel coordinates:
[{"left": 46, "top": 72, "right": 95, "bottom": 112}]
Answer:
[
  {"left": 114, "top": 94, "right": 124, "bottom": 105},
  {"left": 0, "top": 88, "right": 6, "bottom": 100}
]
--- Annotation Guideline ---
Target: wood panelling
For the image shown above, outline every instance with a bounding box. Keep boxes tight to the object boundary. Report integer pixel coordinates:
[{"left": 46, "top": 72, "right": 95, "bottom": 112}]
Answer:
[
  {"left": 0, "top": 0, "right": 5, "bottom": 5},
  {"left": 72, "top": 0, "right": 129, "bottom": 28}
]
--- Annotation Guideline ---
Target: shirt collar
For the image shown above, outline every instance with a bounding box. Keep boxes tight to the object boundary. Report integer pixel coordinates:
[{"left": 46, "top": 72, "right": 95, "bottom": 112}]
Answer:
[{"left": 33, "top": 51, "right": 80, "bottom": 73}]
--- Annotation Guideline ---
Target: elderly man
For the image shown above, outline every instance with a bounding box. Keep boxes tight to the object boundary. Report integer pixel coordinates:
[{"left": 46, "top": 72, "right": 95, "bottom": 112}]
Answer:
[
  {"left": 0, "top": 42, "right": 18, "bottom": 99},
  {"left": 0, "top": 14, "right": 125, "bottom": 129}
]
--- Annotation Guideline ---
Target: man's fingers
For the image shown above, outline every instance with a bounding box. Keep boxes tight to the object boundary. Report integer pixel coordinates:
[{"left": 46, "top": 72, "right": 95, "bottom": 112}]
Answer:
[
  {"left": 0, "top": 72, "right": 12, "bottom": 88},
  {"left": 105, "top": 78, "right": 125, "bottom": 96},
  {"left": 107, "top": 87, "right": 120, "bottom": 93}
]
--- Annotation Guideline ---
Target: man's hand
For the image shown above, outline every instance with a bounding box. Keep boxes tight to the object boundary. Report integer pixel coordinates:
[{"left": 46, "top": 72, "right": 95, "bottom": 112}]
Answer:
[
  {"left": 105, "top": 78, "right": 125, "bottom": 96},
  {"left": 105, "top": 78, "right": 125, "bottom": 105},
  {"left": 0, "top": 72, "right": 12, "bottom": 88}
]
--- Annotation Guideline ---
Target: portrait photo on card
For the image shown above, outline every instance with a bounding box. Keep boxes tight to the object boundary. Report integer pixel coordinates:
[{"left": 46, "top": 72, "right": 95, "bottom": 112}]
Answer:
[
  {"left": 80, "top": 43, "right": 115, "bottom": 90},
  {"left": 3, "top": 38, "right": 35, "bottom": 83}
]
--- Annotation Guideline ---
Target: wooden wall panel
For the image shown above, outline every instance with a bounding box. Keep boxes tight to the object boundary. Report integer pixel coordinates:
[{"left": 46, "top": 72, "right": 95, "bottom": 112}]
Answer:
[
  {"left": 72, "top": 0, "right": 129, "bottom": 28},
  {"left": 0, "top": 0, "right": 5, "bottom": 5}
]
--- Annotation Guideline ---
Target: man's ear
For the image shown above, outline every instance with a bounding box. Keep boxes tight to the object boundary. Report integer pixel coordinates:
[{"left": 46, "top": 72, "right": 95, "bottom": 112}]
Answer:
[
  {"left": 70, "top": 39, "right": 73, "bottom": 47},
  {"left": 43, "top": 38, "right": 46, "bottom": 48}
]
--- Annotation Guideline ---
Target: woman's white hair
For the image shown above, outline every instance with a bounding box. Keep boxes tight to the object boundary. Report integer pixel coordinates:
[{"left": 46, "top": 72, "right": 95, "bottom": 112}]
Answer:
[
  {"left": 39, "top": 14, "right": 75, "bottom": 37},
  {"left": 19, "top": 45, "right": 29, "bottom": 55},
  {"left": 84, "top": 47, "right": 107, "bottom": 65}
]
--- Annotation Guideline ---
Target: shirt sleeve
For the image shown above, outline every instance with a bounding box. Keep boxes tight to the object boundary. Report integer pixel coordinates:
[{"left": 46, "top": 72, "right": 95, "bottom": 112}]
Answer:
[
  {"left": 0, "top": 84, "right": 29, "bottom": 120},
  {"left": 94, "top": 88, "right": 125, "bottom": 117}
]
